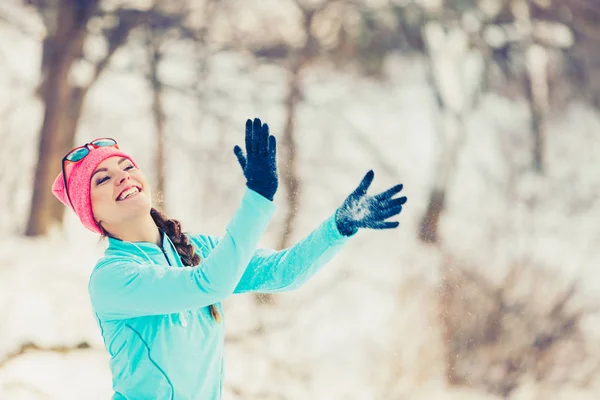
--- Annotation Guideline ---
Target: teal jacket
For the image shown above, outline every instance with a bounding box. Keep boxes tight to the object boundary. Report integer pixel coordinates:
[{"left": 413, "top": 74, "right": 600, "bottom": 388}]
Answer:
[{"left": 88, "top": 188, "right": 355, "bottom": 399}]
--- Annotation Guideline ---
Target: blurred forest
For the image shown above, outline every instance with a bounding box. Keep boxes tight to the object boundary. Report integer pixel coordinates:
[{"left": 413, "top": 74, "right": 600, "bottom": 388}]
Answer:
[{"left": 1, "top": 0, "right": 600, "bottom": 399}]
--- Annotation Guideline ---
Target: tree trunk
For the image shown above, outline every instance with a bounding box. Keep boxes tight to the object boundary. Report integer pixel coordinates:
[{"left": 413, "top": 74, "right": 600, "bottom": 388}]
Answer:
[
  {"left": 418, "top": 23, "right": 473, "bottom": 245},
  {"left": 254, "top": 65, "right": 303, "bottom": 307},
  {"left": 513, "top": 1, "right": 548, "bottom": 174},
  {"left": 530, "top": 98, "right": 545, "bottom": 174},
  {"left": 254, "top": 4, "right": 315, "bottom": 305},
  {"left": 25, "top": 2, "right": 93, "bottom": 236},
  {"left": 149, "top": 39, "right": 166, "bottom": 208},
  {"left": 26, "top": 1, "right": 145, "bottom": 236},
  {"left": 274, "top": 4, "right": 318, "bottom": 251},
  {"left": 418, "top": 113, "right": 466, "bottom": 244},
  {"left": 419, "top": 188, "right": 446, "bottom": 244},
  {"left": 525, "top": 45, "right": 549, "bottom": 175},
  {"left": 277, "top": 66, "right": 302, "bottom": 250}
]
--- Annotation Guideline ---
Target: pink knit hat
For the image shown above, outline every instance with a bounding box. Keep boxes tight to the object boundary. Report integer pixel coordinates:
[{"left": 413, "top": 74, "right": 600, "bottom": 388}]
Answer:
[{"left": 51, "top": 145, "right": 139, "bottom": 234}]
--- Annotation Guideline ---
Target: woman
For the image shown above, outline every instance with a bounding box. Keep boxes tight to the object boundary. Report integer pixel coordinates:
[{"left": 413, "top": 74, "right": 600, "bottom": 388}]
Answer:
[{"left": 51, "top": 118, "right": 407, "bottom": 399}]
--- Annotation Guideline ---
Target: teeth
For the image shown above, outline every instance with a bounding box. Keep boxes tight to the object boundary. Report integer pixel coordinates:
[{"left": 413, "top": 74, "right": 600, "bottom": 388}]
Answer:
[{"left": 118, "top": 187, "right": 139, "bottom": 201}]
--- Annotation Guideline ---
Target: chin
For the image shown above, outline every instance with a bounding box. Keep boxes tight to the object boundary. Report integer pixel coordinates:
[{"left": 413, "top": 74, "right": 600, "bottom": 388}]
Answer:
[{"left": 117, "top": 199, "right": 151, "bottom": 216}]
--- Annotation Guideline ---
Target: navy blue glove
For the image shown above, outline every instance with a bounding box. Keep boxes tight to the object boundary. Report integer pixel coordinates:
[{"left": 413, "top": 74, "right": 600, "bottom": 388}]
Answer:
[
  {"left": 335, "top": 170, "right": 407, "bottom": 236},
  {"left": 233, "top": 118, "right": 278, "bottom": 201}
]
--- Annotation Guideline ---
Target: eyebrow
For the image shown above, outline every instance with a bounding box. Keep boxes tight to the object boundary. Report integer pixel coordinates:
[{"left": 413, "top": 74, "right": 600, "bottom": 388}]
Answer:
[{"left": 91, "top": 157, "right": 130, "bottom": 179}]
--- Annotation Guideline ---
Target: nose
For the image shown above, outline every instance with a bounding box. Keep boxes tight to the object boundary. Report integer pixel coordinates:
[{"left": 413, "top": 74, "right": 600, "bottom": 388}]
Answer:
[{"left": 115, "top": 168, "right": 131, "bottom": 185}]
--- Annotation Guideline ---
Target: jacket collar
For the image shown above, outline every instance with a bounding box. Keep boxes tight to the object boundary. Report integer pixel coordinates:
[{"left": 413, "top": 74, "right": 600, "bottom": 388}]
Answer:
[{"left": 107, "top": 228, "right": 170, "bottom": 255}]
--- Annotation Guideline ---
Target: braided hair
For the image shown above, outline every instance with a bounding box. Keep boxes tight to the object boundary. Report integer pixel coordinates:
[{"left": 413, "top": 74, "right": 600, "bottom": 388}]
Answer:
[
  {"left": 149, "top": 208, "right": 221, "bottom": 322},
  {"left": 100, "top": 209, "right": 222, "bottom": 323}
]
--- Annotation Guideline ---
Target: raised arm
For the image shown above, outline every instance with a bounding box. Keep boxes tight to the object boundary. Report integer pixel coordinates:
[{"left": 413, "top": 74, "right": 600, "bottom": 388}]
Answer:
[
  {"left": 89, "top": 117, "right": 279, "bottom": 319},
  {"left": 89, "top": 188, "right": 276, "bottom": 319},
  {"left": 231, "top": 212, "right": 353, "bottom": 293},
  {"left": 229, "top": 170, "right": 407, "bottom": 293}
]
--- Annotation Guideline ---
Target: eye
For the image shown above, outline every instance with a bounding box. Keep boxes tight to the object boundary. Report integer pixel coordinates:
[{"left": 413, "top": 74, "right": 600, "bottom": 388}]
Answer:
[
  {"left": 125, "top": 165, "right": 134, "bottom": 171},
  {"left": 96, "top": 176, "right": 109, "bottom": 185}
]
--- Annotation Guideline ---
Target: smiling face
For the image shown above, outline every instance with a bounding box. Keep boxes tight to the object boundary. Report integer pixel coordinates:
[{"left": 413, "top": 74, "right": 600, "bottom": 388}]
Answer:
[{"left": 90, "top": 156, "right": 152, "bottom": 230}]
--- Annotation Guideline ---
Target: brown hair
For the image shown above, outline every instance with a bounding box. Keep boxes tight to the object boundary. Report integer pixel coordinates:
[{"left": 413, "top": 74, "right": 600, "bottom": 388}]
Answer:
[{"left": 100, "top": 208, "right": 222, "bottom": 323}]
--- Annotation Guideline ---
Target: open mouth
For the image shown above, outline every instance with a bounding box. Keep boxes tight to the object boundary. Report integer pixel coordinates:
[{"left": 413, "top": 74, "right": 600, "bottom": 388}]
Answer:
[{"left": 116, "top": 186, "right": 142, "bottom": 201}]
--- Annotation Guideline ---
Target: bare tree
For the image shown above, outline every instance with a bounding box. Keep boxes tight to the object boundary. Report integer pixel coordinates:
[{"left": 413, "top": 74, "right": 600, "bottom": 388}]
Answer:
[
  {"left": 146, "top": 5, "right": 167, "bottom": 207},
  {"left": 276, "top": 1, "right": 326, "bottom": 251},
  {"left": 438, "top": 257, "right": 600, "bottom": 397},
  {"left": 418, "top": 21, "right": 484, "bottom": 244},
  {"left": 23, "top": 0, "right": 209, "bottom": 235},
  {"left": 248, "top": 0, "right": 413, "bottom": 248},
  {"left": 24, "top": 0, "right": 148, "bottom": 236},
  {"left": 414, "top": 0, "right": 577, "bottom": 242},
  {"left": 494, "top": 0, "right": 552, "bottom": 174},
  {"left": 248, "top": 0, "right": 408, "bottom": 304},
  {"left": 516, "top": 0, "right": 551, "bottom": 174}
]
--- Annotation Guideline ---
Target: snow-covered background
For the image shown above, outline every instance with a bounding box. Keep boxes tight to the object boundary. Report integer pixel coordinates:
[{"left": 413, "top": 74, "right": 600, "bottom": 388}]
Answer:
[{"left": 1, "top": 0, "right": 600, "bottom": 399}]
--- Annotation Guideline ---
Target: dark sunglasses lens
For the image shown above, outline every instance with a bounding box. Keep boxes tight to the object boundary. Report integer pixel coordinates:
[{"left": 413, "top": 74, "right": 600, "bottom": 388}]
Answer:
[
  {"left": 65, "top": 147, "right": 89, "bottom": 162},
  {"left": 92, "top": 139, "right": 117, "bottom": 147}
]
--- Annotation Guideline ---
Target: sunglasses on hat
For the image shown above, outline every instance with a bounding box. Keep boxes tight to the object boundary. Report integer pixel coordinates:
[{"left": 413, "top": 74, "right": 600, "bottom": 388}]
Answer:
[{"left": 61, "top": 138, "right": 119, "bottom": 207}]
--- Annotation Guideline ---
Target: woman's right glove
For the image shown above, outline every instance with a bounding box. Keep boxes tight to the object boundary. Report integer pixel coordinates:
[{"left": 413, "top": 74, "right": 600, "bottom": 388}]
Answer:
[
  {"left": 335, "top": 170, "right": 407, "bottom": 236},
  {"left": 233, "top": 118, "right": 279, "bottom": 201}
]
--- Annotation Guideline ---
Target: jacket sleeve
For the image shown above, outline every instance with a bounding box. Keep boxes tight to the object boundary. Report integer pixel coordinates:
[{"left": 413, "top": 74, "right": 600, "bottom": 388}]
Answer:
[
  {"left": 198, "top": 212, "right": 356, "bottom": 294},
  {"left": 88, "top": 188, "right": 276, "bottom": 320}
]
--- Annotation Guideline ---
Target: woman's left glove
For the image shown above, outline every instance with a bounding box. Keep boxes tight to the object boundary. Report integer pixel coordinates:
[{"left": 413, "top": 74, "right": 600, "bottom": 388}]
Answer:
[
  {"left": 335, "top": 170, "right": 407, "bottom": 237},
  {"left": 233, "top": 118, "right": 279, "bottom": 201}
]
